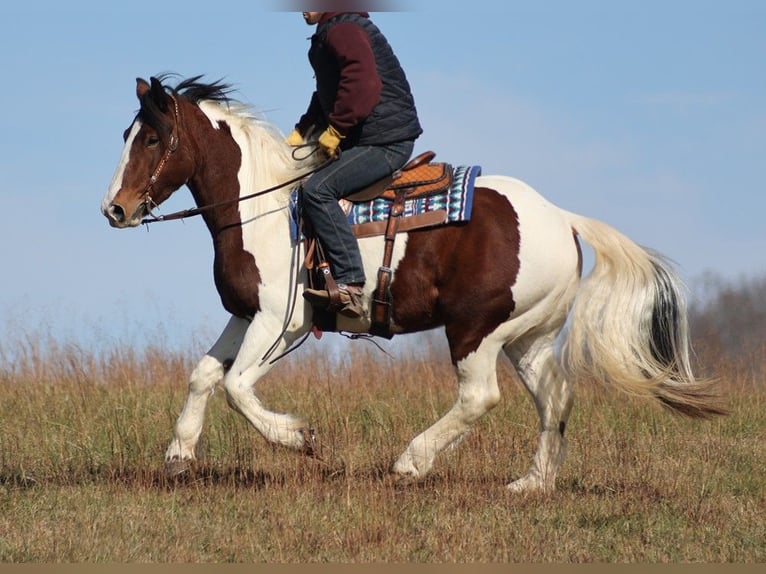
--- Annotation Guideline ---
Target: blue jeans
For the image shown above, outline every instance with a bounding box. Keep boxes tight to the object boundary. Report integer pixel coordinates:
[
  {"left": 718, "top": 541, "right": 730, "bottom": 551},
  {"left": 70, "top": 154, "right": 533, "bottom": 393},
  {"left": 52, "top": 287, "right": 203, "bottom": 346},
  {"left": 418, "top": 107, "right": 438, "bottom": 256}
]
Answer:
[{"left": 301, "top": 140, "right": 415, "bottom": 286}]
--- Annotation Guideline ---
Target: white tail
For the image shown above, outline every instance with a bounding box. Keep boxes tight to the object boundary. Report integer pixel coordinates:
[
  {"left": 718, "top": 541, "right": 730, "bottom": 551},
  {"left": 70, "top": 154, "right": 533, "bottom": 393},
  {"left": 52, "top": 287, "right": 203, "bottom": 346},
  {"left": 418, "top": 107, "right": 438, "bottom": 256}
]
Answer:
[{"left": 562, "top": 213, "right": 724, "bottom": 418}]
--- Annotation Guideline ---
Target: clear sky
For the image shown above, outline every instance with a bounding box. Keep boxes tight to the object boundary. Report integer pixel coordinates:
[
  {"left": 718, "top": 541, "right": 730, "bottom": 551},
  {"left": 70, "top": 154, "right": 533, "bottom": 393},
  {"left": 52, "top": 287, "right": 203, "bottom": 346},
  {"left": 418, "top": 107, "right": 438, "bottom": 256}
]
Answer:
[{"left": 1, "top": 1, "right": 764, "bottom": 351}]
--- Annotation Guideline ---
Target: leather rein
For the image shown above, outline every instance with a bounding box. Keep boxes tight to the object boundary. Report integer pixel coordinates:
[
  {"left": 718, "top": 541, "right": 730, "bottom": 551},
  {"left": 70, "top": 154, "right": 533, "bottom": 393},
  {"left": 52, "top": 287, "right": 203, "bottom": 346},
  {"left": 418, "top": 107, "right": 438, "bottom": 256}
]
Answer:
[{"left": 139, "top": 94, "right": 330, "bottom": 227}]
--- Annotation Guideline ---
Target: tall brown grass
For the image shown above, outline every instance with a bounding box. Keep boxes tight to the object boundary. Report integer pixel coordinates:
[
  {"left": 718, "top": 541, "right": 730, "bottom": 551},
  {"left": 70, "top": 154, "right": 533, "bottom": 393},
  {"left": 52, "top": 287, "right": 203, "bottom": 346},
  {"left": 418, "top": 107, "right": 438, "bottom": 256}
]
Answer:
[{"left": 0, "top": 329, "right": 763, "bottom": 562}]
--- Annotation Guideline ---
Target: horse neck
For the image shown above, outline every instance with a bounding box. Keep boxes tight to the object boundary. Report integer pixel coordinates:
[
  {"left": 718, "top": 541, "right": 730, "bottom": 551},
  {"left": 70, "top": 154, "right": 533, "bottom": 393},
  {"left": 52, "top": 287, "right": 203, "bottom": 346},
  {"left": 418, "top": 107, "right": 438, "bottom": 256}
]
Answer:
[{"left": 188, "top": 100, "right": 315, "bottom": 235}]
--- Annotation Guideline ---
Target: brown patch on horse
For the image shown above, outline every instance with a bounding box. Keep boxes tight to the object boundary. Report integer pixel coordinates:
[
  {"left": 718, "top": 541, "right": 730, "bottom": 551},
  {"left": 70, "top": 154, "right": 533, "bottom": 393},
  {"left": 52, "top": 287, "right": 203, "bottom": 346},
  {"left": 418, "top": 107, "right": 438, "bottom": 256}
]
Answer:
[
  {"left": 390, "top": 187, "right": 521, "bottom": 363},
  {"left": 114, "top": 77, "right": 263, "bottom": 319},
  {"left": 181, "top": 107, "right": 262, "bottom": 318},
  {"left": 212, "top": 216, "right": 262, "bottom": 318}
]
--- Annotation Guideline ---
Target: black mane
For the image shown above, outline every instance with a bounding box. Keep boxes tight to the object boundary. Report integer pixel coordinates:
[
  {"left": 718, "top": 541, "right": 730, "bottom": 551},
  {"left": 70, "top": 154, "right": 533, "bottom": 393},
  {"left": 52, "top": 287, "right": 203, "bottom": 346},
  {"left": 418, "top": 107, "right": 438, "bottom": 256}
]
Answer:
[
  {"left": 135, "top": 74, "right": 237, "bottom": 142},
  {"left": 158, "top": 73, "right": 236, "bottom": 104}
]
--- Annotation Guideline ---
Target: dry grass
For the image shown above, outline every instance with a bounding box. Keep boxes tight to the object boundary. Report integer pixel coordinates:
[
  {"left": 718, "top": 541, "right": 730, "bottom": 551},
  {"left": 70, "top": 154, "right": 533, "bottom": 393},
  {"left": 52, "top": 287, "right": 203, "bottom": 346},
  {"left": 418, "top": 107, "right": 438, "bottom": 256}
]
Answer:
[{"left": 0, "top": 331, "right": 763, "bottom": 562}]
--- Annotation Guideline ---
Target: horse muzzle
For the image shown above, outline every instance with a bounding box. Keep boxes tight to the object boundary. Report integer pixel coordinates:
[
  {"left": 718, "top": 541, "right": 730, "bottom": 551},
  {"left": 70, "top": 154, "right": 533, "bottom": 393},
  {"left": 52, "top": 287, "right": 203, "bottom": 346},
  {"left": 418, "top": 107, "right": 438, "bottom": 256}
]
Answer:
[{"left": 103, "top": 199, "right": 146, "bottom": 228}]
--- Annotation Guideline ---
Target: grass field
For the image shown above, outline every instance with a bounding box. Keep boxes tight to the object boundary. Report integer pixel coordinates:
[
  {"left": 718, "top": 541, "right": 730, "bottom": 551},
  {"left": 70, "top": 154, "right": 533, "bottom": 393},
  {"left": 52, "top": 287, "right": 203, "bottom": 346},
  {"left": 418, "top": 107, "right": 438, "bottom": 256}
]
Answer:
[{"left": 0, "top": 332, "right": 763, "bottom": 562}]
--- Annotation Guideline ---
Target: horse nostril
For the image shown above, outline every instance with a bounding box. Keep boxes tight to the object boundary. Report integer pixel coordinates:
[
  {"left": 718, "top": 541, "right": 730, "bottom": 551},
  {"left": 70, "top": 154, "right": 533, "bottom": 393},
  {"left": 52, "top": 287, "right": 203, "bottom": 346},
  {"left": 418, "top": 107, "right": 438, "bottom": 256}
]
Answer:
[{"left": 108, "top": 203, "right": 125, "bottom": 223}]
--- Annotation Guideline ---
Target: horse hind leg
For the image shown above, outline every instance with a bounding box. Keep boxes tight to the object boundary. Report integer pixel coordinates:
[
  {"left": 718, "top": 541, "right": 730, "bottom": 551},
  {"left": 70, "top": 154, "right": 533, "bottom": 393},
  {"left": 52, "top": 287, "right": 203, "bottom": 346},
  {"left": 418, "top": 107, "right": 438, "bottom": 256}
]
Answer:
[
  {"left": 392, "top": 338, "right": 503, "bottom": 481},
  {"left": 504, "top": 333, "right": 574, "bottom": 493}
]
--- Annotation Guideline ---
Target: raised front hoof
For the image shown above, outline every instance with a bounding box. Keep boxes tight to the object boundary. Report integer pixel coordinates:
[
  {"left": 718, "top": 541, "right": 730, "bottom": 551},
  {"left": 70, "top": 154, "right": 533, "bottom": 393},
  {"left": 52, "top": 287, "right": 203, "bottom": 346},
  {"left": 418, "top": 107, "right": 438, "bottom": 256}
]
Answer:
[{"left": 165, "top": 458, "right": 193, "bottom": 478}]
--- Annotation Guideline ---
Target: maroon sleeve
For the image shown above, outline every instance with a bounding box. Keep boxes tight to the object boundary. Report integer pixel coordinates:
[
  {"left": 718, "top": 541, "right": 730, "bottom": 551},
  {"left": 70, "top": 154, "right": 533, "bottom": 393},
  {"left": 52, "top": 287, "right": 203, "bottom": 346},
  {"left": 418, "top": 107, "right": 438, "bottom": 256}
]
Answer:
[
  {"left": 296, "top": 92, "right": 324, "bottom": 135},
  {"left": 324, "top": 21, "right": 383, "bottom": 134}
]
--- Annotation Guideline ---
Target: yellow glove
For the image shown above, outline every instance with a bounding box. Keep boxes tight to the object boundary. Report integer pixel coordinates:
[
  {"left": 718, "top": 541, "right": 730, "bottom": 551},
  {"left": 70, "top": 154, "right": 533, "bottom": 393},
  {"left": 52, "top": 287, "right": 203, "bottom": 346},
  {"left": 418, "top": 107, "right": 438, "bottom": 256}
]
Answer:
[
  {"left": 318, "top": 125, "right": 344, "bottom": 158},
  {"left": 286, "top": 129, "right": 304, "bottom": 146}
]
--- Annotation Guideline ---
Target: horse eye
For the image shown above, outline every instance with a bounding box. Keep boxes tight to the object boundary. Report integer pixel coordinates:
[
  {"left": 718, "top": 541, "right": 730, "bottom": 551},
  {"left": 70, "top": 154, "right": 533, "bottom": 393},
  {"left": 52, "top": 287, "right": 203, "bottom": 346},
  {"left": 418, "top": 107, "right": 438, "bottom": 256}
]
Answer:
[{"left": 146, "top": 136, "right": 160, "bottom": 147}]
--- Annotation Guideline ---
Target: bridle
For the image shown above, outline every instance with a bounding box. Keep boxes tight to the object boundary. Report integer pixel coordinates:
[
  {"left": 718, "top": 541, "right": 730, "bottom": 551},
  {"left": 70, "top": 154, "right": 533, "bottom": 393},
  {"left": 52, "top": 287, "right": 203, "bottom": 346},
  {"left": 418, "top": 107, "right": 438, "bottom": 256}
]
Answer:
[{"left": 141, "top": 94, "right": 181, "bottom": 213}]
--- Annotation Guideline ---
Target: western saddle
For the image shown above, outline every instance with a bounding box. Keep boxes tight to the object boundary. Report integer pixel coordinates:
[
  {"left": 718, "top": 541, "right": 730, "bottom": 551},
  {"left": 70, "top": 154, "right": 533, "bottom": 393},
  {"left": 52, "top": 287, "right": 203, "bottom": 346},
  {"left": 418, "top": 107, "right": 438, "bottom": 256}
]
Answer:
[{"left": 305, "top": 150, "right": 453, "bottom": 338}]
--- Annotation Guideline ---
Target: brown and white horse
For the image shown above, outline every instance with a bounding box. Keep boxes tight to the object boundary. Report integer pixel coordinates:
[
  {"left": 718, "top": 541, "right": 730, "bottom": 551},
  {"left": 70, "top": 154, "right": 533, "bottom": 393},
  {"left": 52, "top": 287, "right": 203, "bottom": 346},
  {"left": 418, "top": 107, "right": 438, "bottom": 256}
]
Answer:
[{"left": 101, "top": 76, "right": 722, "bottom": 492}]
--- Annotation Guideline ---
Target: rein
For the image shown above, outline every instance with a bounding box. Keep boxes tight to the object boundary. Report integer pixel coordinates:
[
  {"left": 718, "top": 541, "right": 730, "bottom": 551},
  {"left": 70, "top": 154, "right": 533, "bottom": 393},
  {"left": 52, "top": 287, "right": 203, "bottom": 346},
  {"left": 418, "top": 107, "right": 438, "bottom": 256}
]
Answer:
[{"left": 141, "top": 141, "right": 331, "bottom": 226}]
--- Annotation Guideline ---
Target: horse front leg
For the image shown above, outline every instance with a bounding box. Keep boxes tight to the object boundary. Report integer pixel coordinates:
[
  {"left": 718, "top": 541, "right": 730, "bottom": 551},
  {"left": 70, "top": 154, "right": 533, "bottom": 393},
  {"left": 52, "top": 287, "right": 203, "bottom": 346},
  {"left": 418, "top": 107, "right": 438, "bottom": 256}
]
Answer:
[
  {"left": 221, "top": 314, "right": 316, "bottom": 454},
  {"left": 164, "top": 316, "right": 249, "bottom": 474}
]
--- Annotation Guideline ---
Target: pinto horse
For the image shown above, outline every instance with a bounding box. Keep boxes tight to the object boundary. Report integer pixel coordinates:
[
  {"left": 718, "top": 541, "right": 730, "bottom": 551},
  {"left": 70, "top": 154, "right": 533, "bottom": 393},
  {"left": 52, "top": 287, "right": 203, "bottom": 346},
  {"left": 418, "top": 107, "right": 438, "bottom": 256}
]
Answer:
[{"left": 101, "top": 76, "right": 722, "bottom": 492}]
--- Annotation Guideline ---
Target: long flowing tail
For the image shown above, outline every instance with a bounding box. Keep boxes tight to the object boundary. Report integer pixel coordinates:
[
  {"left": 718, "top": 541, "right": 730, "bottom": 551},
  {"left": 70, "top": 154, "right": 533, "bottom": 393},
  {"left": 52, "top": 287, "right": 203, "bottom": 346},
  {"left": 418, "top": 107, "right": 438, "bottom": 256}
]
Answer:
[{"left": 562, "top": 212, "right": 725, "bottom": 418}]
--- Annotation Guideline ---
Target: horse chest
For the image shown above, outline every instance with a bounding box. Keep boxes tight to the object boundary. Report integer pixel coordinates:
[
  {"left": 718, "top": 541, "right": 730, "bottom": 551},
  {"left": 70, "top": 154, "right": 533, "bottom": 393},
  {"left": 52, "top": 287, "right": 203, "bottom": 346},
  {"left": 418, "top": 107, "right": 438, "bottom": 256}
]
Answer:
[{"left": 213, "top": 233, "right": 262, "bottom": 318}]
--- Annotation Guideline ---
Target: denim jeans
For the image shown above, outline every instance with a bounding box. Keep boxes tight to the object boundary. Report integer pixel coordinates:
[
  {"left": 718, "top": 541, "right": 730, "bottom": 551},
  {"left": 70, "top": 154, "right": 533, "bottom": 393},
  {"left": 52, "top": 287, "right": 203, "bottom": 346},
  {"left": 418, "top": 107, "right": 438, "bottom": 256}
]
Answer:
[{"left": 301, "top": 140, "right": 415, "bottom": 286}]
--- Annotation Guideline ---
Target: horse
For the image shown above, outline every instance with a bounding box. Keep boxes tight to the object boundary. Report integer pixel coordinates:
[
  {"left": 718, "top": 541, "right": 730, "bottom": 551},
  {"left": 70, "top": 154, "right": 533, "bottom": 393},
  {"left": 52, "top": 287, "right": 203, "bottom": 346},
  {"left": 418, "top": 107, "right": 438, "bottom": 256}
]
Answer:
[{"left": 101, "top": 75, "right": 723, "bottom": 492}]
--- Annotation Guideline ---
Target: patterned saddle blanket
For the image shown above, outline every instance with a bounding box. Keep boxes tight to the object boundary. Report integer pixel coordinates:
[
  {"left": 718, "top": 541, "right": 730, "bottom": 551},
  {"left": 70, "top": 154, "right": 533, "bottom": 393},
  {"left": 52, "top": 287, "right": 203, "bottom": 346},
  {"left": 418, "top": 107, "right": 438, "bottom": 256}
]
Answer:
[{"left": 290, "top": 163, "right": 481, "bottom": 240}]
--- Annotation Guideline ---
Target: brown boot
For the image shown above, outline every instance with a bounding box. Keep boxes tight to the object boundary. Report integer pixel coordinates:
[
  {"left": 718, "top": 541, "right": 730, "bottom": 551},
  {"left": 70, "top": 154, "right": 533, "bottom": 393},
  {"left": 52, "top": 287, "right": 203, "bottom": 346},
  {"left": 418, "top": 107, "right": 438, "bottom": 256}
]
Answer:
[{"left": 303, "top": 284, "right": 366, "bottom": 319}]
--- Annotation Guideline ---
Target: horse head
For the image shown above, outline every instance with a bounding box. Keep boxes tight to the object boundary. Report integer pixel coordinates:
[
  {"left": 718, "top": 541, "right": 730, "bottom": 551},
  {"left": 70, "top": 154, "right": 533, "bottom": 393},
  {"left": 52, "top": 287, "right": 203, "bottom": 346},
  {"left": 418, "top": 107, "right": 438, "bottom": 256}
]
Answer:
[{"left": 101, "top": 77, "right": 194, "bottom": 228}]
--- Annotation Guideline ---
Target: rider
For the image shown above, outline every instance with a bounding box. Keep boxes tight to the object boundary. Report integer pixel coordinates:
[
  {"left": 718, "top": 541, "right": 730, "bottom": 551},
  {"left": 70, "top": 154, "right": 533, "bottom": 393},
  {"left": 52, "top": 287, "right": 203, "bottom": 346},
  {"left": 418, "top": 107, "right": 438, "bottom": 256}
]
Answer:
[{"left": 288, "top": 11, "right": 422, "bottom": 319}]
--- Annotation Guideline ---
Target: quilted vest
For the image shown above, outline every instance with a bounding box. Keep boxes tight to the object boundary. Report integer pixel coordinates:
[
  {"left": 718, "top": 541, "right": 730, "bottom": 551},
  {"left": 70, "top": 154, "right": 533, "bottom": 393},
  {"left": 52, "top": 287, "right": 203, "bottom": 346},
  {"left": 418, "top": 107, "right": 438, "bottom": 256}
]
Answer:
[{"left": 309, "top": 13, "right": 423, "bottom": 147}]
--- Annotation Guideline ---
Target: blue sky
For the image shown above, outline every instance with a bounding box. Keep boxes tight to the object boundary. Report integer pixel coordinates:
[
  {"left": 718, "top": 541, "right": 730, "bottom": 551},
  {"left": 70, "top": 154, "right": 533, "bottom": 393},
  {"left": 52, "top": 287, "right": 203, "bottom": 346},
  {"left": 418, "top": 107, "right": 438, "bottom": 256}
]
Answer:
[{"left": 1, "top": 1, "right": 764, "bottom": 351}]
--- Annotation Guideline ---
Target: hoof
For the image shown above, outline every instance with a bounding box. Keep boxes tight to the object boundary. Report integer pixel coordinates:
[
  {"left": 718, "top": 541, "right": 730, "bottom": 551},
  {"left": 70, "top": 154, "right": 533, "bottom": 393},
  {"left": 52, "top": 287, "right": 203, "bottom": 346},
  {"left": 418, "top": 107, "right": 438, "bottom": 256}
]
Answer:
[
  {"left": 506, "top": 472, "right": 553, "bottom": 494},
  {"left": 392, "top": 472, "right": 422, "bottom": 487},
  {"left": 391, "top": 452, "right": 428, "bottom": 482},
  {"left": 165, "top": 458, "right": 193, "bottom": 478},
  {"left": 299, "top": 427, "right": 322, "bottom": 460},
  {"left": 390, "top": 458, "right": 423, "bottom": 486}
]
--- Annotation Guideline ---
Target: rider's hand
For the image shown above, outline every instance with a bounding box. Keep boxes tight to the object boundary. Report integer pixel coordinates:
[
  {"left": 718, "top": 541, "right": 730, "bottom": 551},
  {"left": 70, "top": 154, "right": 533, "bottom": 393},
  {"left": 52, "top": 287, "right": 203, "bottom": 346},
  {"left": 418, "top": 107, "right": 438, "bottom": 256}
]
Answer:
[
  {"left": 318, "top": 125, "right": 344, "bottom": 158},
  {"left": 286, "top": 129, "right": 304, "bottom": 146}
]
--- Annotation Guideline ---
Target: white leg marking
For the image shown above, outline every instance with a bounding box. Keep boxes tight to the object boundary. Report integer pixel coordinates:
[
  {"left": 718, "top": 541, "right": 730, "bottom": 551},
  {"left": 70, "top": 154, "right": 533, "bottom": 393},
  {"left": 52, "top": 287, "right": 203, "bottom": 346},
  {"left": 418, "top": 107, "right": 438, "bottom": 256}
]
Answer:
[
  {"left": 221, "top": 314, "right": 311, "bottom": 451},
  {"left": 505, "top": 335, "right": 573, "bottom": 493},
  {"left": 164, "top": 316, "right": 249, "bottom": 463},
  {"left": 393, "top": 340, "right": 503, "bottom": 480}
]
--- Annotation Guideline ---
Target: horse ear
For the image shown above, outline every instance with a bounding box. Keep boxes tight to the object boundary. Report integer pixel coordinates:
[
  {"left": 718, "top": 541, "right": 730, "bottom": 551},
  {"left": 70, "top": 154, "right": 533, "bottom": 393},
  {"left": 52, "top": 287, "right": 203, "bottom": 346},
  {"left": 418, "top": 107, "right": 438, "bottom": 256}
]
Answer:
[
  {"left": 149, "top": 76, "right": 169, "bottom": 112},
  {"left": 136, "top": 78, "right": 150, "bottom": 99}
]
